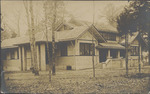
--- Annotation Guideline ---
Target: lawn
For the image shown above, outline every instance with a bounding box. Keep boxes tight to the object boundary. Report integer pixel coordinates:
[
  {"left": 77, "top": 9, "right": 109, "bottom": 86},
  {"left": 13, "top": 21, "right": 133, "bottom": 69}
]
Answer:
[{"left": 2, "top": 66, "right": 150, "bottom": 94}]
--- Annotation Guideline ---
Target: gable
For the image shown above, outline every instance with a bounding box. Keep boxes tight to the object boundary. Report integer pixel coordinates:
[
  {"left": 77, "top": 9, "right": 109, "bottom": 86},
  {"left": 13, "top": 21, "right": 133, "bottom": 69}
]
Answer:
[
  {"left": 79, "top": 31, "right": 96, "bottom": 40},
  {"left": 131, "top": 39, "right": 139, "bottom": 46}
]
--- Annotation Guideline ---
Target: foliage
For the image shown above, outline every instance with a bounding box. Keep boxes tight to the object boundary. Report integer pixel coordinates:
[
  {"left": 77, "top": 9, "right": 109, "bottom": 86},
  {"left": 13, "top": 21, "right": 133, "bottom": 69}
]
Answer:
[{"left": 117, "top": 0, "right": 150, "bottom": 35}]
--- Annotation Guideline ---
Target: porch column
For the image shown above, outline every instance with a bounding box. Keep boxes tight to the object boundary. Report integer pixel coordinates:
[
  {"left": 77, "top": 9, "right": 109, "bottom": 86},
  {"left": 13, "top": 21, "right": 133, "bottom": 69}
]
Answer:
[
  {"left": 22, "top": 46, "right": 27, "bottom": 71},
  {"left": 107, "top": 49, "right": 111, "bottom": 58},
  {"left": 139, "top": 44, "right": 142, "bottom": 72},
  {"left": 75, "top": 40, "right": 79, "bottom": 55},
  {"left": 40, "top": 43, "right": 46, "bottom": 71},
  {"left": 118, "top": 50, "right": 120, "bottom": 58},
  {"left": 37, "top": 44, "right": 41, "bottom": 71},
  {"left": 19, "top": 46, "right": 23, "bottom": 71}
]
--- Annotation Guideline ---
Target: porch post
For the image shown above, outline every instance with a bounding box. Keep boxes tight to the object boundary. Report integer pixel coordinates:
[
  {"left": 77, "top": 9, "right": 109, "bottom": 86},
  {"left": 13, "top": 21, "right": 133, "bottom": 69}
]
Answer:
[
  {"left": 75, "top": 39, "right": 79, "bottom": 55},
  {"left": 37, "top": 44, "right": 41, "bottom": 71},
  {"left": 22, "top": 46, "right": 27, "bottom": 71},
  {"left": 139, "top": 44, "right": 142, "bottom": 72},
  {"left": 40, "top": 43, "right": 46, "bottom": 71},
  {"left": 118, "top": 50, "right": 120, "bottom": 58},
  {"left": 71, "top": 40, "right": 76, "bottom": 70},
  {"left": 19, "top": 46, "right": 23, "bottom": 71},
  {"left": 107, "top": 49, "right": 111, "bottom": 58},
  {"left": 36, "top": 44, "right": 39, "bottom": 70}
]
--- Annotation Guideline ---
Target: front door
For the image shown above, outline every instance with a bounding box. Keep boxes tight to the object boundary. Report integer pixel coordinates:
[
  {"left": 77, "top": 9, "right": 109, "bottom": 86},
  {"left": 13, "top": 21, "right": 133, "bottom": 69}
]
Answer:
[{"left": 99, "top": 49, "right": 107, "bottom": 62}]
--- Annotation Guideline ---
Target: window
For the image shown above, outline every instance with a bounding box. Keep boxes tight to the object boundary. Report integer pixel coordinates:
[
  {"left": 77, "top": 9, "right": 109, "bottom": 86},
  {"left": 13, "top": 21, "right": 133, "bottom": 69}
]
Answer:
[
  {"left": 130, "top": 46, "right": 139, "bottom": 56},
  {"left": 101, "top": 33, "right": 116, "bottom": 41},
  {"left": 60, "top": 43, "right": 67, "bottom": 56},
  {"left": 2, "top": 50, "right": 7, "bottom": 60},
  {"left": 80, "top": 43, "right": 95, "bottom": 56}
]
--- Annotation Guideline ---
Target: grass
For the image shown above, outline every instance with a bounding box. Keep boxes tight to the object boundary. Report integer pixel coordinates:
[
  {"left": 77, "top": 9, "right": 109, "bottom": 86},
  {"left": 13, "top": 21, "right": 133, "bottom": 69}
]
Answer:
[{"left": 2, "top": 66, "right": 150, "bottom": 93}]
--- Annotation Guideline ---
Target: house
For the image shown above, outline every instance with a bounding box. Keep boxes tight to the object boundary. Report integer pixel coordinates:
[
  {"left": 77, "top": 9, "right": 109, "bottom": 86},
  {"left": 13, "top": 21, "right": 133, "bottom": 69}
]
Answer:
[{"left": 1, "top": 22, "right": 148, "bottom": 71}]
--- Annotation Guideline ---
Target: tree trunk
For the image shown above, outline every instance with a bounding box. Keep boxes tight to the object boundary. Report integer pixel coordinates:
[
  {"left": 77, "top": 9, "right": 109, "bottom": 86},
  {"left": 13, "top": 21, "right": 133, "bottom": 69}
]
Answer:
[
  {"left": 92, "top": 27, "right": 95, "bottom": 78},
  {"left": 23, "top": 1, "right": 34, "bottom": 72},
  {"left": 148, "top": 31, "right": 150, "bottom": 65},
  {"left": 30, "top": 1, "right": 39, "bottom": 75},
  {"left": 44, "top": 6, "right": 52, "bottom": 82},
  {"left": 52, "top": 1, "right": 57, "bottom": 75},
  {"left": 138, "top": 32, "right": 141, "bottom": 73},
  {"left": 125, "top": 33, "right": 129, "bottom": 76}
]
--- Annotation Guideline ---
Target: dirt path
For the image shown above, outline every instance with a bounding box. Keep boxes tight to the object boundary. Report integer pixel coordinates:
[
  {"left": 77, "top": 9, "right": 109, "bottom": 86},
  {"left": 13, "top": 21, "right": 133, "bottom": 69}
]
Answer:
[{"left": 3, "top": 66, "right": 150, "bottom": 93}]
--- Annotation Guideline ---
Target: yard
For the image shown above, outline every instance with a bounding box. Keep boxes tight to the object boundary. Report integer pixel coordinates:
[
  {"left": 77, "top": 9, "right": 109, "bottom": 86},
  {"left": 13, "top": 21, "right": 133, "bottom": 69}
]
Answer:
[{"left": 2, "top": 66, "right": 150, "bottom": 94}]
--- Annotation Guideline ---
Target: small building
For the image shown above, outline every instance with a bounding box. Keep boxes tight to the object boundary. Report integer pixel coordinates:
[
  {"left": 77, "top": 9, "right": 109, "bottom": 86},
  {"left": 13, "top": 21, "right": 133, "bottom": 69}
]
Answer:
[{"left": 1, "top": 23, "right": 148, "bottom": 71}]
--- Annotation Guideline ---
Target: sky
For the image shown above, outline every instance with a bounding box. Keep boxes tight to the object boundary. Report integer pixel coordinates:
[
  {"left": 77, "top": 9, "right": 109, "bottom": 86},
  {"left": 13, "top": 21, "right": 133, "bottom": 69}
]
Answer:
[{"left": 1, "top": 1, "right": 129, "bottom": 36}]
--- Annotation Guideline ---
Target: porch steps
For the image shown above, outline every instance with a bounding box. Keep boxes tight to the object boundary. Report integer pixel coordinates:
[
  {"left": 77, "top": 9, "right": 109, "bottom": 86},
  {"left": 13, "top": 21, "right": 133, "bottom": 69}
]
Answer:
[
  {"left": 98, "top": 59, "right": 125, "bottom": 69},
  {"left": 98, "top": 58, "right": 144, "bottom": 69}
]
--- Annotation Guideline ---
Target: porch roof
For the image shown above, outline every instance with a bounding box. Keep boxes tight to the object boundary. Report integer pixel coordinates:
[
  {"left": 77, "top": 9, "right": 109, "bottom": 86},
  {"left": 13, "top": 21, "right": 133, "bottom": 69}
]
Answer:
[
  {"left": 14, "top": 31, "right": 52, "bottom": 45},
  {"left": 1, "top": 31, "right": 52, "bottom": 48},
  {"left": 1, "top": 37, "right": 20, "bottom": 49},
  {"left": 96, "top": 42, "right": 125, "bottom": 49}
]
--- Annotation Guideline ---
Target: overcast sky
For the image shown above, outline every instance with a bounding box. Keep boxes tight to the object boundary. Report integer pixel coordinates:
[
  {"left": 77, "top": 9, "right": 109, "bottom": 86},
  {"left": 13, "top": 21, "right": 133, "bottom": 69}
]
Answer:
[{"left": 1, "top": 1, "right": 129, "bottom": 36}]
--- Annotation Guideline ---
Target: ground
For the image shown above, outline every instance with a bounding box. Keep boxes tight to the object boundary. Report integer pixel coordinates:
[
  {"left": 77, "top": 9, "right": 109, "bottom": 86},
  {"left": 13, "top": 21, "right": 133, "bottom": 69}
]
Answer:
[{"left": 2, "top": 66, "right": 150, "bottom": 94}]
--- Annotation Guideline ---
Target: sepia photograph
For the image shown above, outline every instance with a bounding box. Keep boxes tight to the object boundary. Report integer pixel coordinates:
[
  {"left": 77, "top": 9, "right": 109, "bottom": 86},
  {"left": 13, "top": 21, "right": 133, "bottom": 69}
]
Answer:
[{"left": 1, "top": 0, "right": 150, "bottom": 93}]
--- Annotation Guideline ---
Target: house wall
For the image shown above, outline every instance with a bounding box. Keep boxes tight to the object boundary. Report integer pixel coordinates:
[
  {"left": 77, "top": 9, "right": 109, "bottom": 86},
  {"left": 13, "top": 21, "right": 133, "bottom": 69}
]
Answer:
[
  {"left": 3, "top": 60, "right": 20, "bottom": 71},
  {"left": 56, "top": 56, "right": 76, "bottom": 70},
  {"left": 21, "top": 43, "right": 46, "bottom": 71},
  {"left": 2, "top": 43, "right": 47, "bottom": 71},
  {"left": 55, "top": 41, "right": 76, "bottom": 70},
  {"left": 55, "top": 31, "right": 99, "bottom": 70},
  {"left": 75, "top": 56, "right": 98, "bottom": 69},
  {"left": 2, "top": 48, "right": 20, "bottom": 71},
  {"left": 76, "top": 31, "right": 99, "bottom": 69}
]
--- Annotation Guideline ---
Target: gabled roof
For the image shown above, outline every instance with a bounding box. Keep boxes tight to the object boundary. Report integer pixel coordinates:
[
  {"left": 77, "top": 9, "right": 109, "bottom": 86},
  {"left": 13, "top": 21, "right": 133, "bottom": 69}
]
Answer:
[
  {"left": 56, "top": 26, "right": 88, "bottom": 41},
  {"left": 56, "top": 25, "right": 106, "bottom": 42},
  {"left": 120, "top": 32, "right": 139, "bottom": 44},
  {"left": 120, "top": 32, "right": 148, "bottom": 47},
  {"left": 95, "top": 23, "right": 118, "bottom": 34}
]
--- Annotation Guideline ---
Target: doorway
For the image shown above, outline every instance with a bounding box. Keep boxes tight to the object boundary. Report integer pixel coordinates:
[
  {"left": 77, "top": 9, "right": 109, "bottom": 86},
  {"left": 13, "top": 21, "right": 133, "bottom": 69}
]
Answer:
[
  {"left": 99, "top": 49, "right": 107, "bottom": 62},
  {"left": 110, "top": 49, "right": 117, "bottom": 58}
]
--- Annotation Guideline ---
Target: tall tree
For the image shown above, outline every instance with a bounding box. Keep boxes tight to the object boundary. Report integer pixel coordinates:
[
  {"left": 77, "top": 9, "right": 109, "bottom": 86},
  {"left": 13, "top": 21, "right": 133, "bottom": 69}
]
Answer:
[
  {"left": 24, "top": 0, "right": 39, "bottom": 75},
  {"left": 131, "top": 0, "right": 150, "bottom": 65},
  {"left": 126, "top": 0, "right": 150, "bottom": 70},
  {"left": 117, "top": 3, "right": 137, "bottom": 76},
  {"left": 43, "top": 0, "right": 64, "bottom": 81},
  {"left": 117, "top": 0, "right": 150, "bottom": 75}
]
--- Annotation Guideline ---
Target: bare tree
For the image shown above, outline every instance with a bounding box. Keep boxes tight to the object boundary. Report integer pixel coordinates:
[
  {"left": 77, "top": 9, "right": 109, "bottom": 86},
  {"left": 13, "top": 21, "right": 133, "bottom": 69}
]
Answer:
[
  {"left": 100, "top": 4, "right": 121, "bottom": 28},
  {"left": 43, "top": 0, "right": 64, "bottom": 82},
  {"left": 24, "top": 0, "right": 39, "bottom": 75},
  {"left": 44, "top": 0, "right": 52, "bottom": 82}
]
